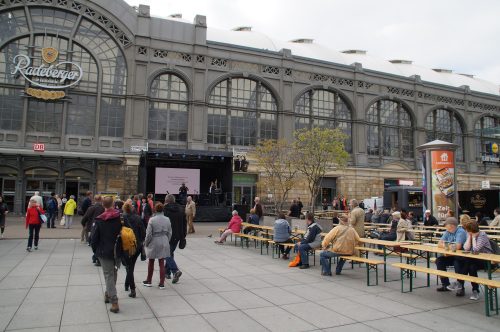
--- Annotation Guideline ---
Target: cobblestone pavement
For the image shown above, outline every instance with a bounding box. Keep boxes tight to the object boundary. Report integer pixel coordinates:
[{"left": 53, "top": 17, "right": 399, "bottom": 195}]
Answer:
[{"left": 0, "top": 235, "right": 499, "bottom": 331}]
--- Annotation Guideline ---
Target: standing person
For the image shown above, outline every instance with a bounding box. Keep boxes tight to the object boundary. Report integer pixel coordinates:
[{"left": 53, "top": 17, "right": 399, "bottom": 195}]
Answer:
[
  {"left": 332, "top": 197, "right": 339, "bottom": 210},
  {"left": 63, "top": 195, "right": 77, "bottom": 229},
  {"left": 30, "top": 191, "right": 44, "bottom": 209},
  {"left": 273, "top": 213, "right": 293, "bottom": 259},
  {"left": 81, "top": 191, "right": 93, "bottom": 216},
  {"left": 253, "top": 197, "right": 263, "bottom": 222},
  {"left": 147, "top": 193, "right": 154, "bottom": 211},
  {"left": 122, "top": 202, "right": 145, "bottom": 297},
  {"left": 61, "top": 194, "right": 67, "bottom": 216},
  {"left": 140, "top": 196, "right": 152, "bottom": 227},
  {"left": 320, "top": 215, "right": 361, "bottom": 276},
  {"left": 289, "top": 213, "right": 323, "bottom": 269},
  {"left": 185, "top": 196, "right": 196, "bottom": 234},
  {"left": 0, "top": 195, "right": 9, "bottom": 239},
  {"left": 178, "top": 183, "right": 188, "bottom": 205},
  {"left": 25, "top": 198, "right": 43, "bottom": 251},
  {"left": 332, "top": 211, "right": 340, "bottom": 225},
  {"left": 209, "top": 181, "right": 216, "bottom": 206},
  {"left": 91, "top": 197, "right": 122, "bottom": 313},
  {"left": 163, "top": 194, "right": 186, "bottom": 284},
  {"left": 55, "top": 194, "right": 62, "bottom": 220},
  {"left": 143, "top": 202, "right": 171, "bottom": 290},
  {"left": 297, "top": 197, "right": 304, "bottom": 216},
  {"left": 82, "top": 195, "right": 105, "bottom": 266},
  {"left": 349, "top": 199, "right": 365, "bottom": 238},
  {"left": 288, "top": 199, "right": 300, "bottom": 218},
  {"left": 322, "top": 199, "right": 329, "bottom": 211},
  {"left": 46, "top": 193, "right": 58, "bottom": 229},
  {"left": 214, "top": 210, "right": 242, "bottom": 244}
]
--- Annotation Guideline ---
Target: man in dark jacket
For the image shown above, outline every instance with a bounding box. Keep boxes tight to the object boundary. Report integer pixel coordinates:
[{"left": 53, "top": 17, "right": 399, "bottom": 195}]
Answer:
[
  {"left": 163, "top": 194, "right": 186, "bottom": 284},
  {"left": 293, "top": 213, "right": 323, "bottom": 269},
  {"left": 288, "top": 200, "right": 300, "bottom": 218},
  {"left": 83, "top": 195, "right": 105, "bottom": 259},
  {"left": 46, "top": 192, "right": 58, "bottom": 229},
  {"left": 91, "top": 196, "right": 122, "bottom": 313},
  {"left": 424, "top": 210, "right": 439, "bottom": 226}
]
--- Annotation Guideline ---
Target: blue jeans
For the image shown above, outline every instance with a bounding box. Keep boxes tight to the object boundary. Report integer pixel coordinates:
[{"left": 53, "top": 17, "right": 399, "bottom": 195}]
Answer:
[
  {"left": 435, "top": 255, "right": 466, "bottom": 287},
  {"left": 165, "top": 239, "right": 179, "bottom": 275},
  {"left": 295, "top": 243, "right": 312, "bottom": 265},
  {"left": 47, "top": 210, "right": 57, "bottom": 228},
  {"left": 320, "top": 251, "right": 346, "bottom": 275}
]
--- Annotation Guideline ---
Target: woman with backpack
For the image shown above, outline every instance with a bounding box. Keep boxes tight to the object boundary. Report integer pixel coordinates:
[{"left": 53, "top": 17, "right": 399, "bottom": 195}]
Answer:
[
  {"left": 121, "top": 202, "right": 145, "bottom": 298},
  {"left": 143, "top": 202, "right": 172, "bottom": 289},
  {"left": 25, "top": 198, "right": 44, "bottom": 251}
]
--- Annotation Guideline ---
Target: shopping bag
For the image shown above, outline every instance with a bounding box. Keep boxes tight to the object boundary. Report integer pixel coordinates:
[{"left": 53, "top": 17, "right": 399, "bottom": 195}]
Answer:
[{"left": 59, "top": 215, "right": 66, "bottom": 226}]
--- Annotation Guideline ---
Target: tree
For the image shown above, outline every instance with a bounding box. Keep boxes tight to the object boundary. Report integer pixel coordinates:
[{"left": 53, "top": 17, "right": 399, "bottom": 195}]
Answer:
[
  {"left": 251, "top": 139, "right": 300, "bottom": 214},
  {"left": 294, "top": 127, "right": 349, "bottom": 212}
]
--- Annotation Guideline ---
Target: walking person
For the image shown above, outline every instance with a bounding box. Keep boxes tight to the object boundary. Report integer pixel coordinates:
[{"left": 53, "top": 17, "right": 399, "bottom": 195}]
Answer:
[
  {"left": 63, "top": 195, "right": 77, "bottom": 229},
  {"left": 25, "top": 198, "right": 44, "bottom": 251},
  {"left": 91, "top": 196, "right": 122, "bottom": 313},
  {"left": 143, "top": 202, "right": 172, "bottom": 289},
  {"left": 46, "top": 193, "right": 58, "bottom": 229},
  {"left": 82, "top": 195, "right": 105, "bottom": 266},
  {"left": 121, "top": 202, "right": 145, "bottom": 297},
  {"left": 185, "top": 196, "right": 196, "bottom": 234},
  {"left": 163, "top": 194, "right": 186, "bottom": 284},
  {"left": 0, "top": 195, "right": 9, "bottom": 239}
]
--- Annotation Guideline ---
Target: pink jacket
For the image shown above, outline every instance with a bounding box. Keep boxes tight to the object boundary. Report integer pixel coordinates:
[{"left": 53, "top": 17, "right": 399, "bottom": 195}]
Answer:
[{"left": 227, "top": 215, "right": 243, "bottom": 233}]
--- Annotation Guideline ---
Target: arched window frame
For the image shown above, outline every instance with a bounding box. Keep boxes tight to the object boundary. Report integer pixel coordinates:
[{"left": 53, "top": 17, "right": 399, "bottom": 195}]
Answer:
[
  {"left": 294, "top": 88, "right": 353, "bottom": 152},
  {"left": 474, "top": 116, "right": 500, "bottom": 161},
  {"left": 425, "top": 108, "right": 465, "bottom": 162},
  {"left": 207, "top": 77, "right": 278, "bottom": 146},
  {"left": 366, "top": 99, "right": 414, "bottom": 158},
  {"left": 147, "top": 72, "right": 189, "bottom": 143}
]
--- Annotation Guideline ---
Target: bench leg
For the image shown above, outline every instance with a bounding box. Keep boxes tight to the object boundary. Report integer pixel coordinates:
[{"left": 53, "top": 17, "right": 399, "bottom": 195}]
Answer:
[{"left": 485, "top": 286, "right": 490, "bottom": 317}]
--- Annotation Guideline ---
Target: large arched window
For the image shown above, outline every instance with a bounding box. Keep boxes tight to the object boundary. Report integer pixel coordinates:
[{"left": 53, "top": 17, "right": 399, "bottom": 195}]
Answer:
[
  {"left": 207, "top": 77, "right": 277, "bottom": 146},
  {"left": 425, "top": 108, "right": 464, "bottom": 161},
  {"left": 0, "top": 7, "right": 127, "bottom": 138},
  {"left": 366, "top": 99, "right": 413, "bottom": 158},
  {"left": 294, "top": 89, "right": 352, "bottom": 151},
  {"left": 148, "top": 73, "right": 188, "bottom": 142},
  {"left": 475, "top": 116, "right": 500, "bottom": 160}
]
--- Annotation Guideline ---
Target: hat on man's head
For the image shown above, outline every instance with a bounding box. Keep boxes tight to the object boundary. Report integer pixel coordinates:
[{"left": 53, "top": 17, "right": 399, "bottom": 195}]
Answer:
[
  {"left": 425, "top": 209, "right": 431, "bottom": 214},
  {"left": 444, "top": 217, "right": 458, "bottom": 226}
]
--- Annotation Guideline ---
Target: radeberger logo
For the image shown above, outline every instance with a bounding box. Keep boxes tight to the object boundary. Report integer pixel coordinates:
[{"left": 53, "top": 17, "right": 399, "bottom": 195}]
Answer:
[{"left": 11, "top": 47, "right": 83, "bottom": 100}]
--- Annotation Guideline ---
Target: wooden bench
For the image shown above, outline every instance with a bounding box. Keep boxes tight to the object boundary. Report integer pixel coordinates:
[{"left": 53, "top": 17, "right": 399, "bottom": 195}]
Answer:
[
  {"left": 392, "top": 262, "right": 500, "bottom": 317},
  {"left": 341, "top": 255, "right": 384, "bottom": 286},
  {"left": 268, "top": 241, "right": 296, "bottom": 259},
  {"left": 234, "top": 233, "right": 270, "bottom": 255}
]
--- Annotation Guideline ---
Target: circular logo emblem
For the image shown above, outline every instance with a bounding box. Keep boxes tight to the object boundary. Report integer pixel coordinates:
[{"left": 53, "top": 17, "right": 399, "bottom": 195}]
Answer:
[{"left": 492, "top": 143, "right": 498, "bottom": 154}]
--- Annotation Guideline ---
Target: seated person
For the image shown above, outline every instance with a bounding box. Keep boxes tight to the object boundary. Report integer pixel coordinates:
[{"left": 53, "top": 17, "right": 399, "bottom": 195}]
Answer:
[
  {"left": 376, "top": 211, "right": 399, "bottom": 249},
  {"left": 273, "top": 213, "right": 293, "bottom": 259},
  {"left": 243, "top": 208, "right": 260, "bottom": 234},
  {"left": 435, "top": 217, "right": 467, "bottom": 296},
  {"left": 396, "top": 211, "right": 414, "bottom": 242},
  {"left": 214, "top": 211, "right": 242, "bottom": 244},
  {"left": 332, "top": 211, "right": 339, "bottom": 225},
  {"left": 320, "top": 215, "right": 360, "bottom": 276},
  {"left": 379, "top": 209, "right": 391, "bottom": 224},
  {"left": 461, "top": 220, "right": 493, "bottom": 300},
  {"left": 423, "top": 210, "right": 439, "bottom": 226},
  {"left": 289, "top": 213, "right": 323, "bottom": 269}
]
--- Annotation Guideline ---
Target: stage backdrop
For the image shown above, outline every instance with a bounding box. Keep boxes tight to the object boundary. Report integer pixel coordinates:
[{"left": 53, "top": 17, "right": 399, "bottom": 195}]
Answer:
[{"left": 155, "top": 168, "right": 200, "bottom": 195}]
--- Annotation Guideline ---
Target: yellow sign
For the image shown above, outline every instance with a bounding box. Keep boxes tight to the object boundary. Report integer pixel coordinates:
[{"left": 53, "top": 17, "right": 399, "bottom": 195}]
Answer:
[
  {"left": 492, "top": 143, "right": 498, "bottom": 154},
  {"left": 41, "top": 47, "right": 58, "bottom": 64},
  {"left": 26, "top": 88, "right": 65, "bottom": 100}
]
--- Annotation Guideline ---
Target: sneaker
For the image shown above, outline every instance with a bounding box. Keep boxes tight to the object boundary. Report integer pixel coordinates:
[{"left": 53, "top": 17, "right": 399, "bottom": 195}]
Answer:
[
  {"left": 34, "top": 246, "right": 38, "bottom": 250},
  {"left": 436, "top": 285, "right": 450, "bottom": 292},
  {"left": 299, "top": 264, "right": 310, "bottom": 269},
  {"left": 142, "top": 280, "right": 152, "bottom": 287},
  {"left": 172, "top": 271, "right": 182, "bottom": 284},
  {"left": 470, "top": 290, "right": 479, "bottom": 300},
  {"left": 166, "top": 274, "right": 171, "bottom": 280},
  {"left": 1, "top": 233, "right": 4, "bottom": 239},
  {"left": 446, "top": 281, "right": 460, "bottom": 291},
  {"left": 26, "top": 247, "right": 32, "bottom": 252},
  {"left": 158, "top": 284, "right": 165, "bottom": 289},
  {"left": 456, "top": 288, "right": 465, "bottom": 297}
]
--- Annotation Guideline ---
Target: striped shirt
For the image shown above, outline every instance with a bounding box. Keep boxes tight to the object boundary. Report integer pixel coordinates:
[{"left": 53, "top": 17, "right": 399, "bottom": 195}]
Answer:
[{"left": 464, "top": 231, "right": 492, "bottom": 253}]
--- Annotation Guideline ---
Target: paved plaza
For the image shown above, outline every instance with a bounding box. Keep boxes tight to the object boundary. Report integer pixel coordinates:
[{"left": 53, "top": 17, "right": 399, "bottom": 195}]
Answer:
[{"left": 0, "top": 231, "right": 499, "bottom": 331}]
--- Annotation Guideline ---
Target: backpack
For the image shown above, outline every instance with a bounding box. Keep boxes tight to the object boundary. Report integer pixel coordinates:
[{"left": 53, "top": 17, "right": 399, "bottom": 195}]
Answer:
[
  {"left": 489, "top": 239, "right": 500, "bottom": 255},
  {"left": 120, "top": 221, "right": 137, "bottom": 257}
]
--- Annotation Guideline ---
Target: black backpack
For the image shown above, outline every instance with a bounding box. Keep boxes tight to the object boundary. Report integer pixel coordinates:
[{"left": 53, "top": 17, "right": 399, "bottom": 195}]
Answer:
[{"left": 489, "top": 239, "right": 500, "bottom": 255}]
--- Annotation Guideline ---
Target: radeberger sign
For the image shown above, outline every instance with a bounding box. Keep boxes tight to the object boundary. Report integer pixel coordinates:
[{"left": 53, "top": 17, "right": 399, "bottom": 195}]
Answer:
[{"left": 11, "top": 47, "right": 83, "bottom": 100}]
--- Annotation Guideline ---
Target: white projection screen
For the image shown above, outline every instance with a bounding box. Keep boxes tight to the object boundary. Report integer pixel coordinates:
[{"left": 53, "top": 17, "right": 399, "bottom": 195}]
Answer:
[{"left": 155, "top": 168, "right": 200, "bottom": 194}]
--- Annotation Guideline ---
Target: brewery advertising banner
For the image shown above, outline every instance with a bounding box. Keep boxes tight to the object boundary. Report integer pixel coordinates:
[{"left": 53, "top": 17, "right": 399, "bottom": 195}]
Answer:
[{"left": 431, "top": 150, "right": 455, "bottom": 221}]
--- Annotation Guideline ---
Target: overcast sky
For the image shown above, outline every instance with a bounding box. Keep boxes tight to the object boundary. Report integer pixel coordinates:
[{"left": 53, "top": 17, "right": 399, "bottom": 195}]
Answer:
[{"left": 125, "top": 0, "right": 500, "bottom": 85}]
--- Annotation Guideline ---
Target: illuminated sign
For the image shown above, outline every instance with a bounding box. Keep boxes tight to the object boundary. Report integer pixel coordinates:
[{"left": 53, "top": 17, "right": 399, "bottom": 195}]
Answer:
[
  {"left": 33, "top": 143, "right": 45, "bottom": 152},
  {"left": 11, "top": 47, "right": 83, "bottom": 100}
]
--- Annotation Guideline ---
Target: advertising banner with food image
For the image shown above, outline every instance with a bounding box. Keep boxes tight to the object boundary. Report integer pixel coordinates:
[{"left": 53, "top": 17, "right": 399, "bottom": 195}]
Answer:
[{"left": 431, "top": 150, "right": 455, "bottom": 221}]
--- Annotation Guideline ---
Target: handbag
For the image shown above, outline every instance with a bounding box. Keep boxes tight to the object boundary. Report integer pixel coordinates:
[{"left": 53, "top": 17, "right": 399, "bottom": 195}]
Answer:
[
  {"left": 36, "top": 209, "right": 47, "bottom": 224},
  {"left": 60, "top": 215, "right": 66, "bottom": 226}
]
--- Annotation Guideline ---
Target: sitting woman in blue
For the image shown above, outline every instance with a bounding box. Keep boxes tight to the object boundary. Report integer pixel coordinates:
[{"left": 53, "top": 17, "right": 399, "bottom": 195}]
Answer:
[{"left": 243, "top": 208, "right": 260, "bottom": 234}]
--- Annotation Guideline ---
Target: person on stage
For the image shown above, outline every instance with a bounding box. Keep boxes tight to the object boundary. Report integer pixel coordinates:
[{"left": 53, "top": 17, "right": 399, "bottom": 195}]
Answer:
[{"left": 178, "top": 183, "right": 188, "bottom": 205}]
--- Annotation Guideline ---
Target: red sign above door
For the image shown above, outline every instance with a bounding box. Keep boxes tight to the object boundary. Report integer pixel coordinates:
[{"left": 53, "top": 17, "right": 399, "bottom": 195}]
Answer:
[{"left": 33, "top": 143, "right": 45, "bottom": 152}]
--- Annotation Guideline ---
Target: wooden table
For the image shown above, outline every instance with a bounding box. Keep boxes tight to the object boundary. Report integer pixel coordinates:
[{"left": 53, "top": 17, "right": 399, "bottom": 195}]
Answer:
[{"left": 400, "top": 243, "right": 500, "bottom": 287}]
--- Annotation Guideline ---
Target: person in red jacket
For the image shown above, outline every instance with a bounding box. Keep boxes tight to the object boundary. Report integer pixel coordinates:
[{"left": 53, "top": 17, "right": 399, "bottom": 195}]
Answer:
[
  {"left": 214, "top": 210, "right": 242, "bottom": 244},
  {"left": 25, "top": 198, "right": 44, "bottom": 251}
]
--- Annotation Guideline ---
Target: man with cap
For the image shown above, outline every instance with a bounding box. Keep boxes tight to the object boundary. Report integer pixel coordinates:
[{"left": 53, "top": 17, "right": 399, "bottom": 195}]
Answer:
[
  {"left": 435, "top": 217, "right": 467, "bottom": 296},
  {"left": 423, "top": 210, "right": 438, "bottom": 226}
]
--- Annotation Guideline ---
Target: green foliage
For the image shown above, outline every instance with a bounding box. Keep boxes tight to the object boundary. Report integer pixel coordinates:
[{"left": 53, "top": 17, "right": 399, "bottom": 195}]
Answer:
[{"left": 293, "top": 127, "right": 349, "bottom": 212}]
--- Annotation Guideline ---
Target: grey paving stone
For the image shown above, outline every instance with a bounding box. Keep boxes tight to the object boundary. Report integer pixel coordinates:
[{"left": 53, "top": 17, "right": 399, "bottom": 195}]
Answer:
[
  {"left": 7, "top": 302, "right": 63, "bottom": 330},
  {"left": 24, "top": 286, "right": 66, "bottom": 304},
  {"left": 183, "top": 293, "right": 236, "bottom": 314},
  {"left": 399, "top": 311, "right": 473, "bottom": 332},
  {"left": 169, "top": 278, "right": 212, "bottom": 295},
  {"left": 60, "top": 322, "right": 112, "bottom": 332},
  {"left": 281, "top": 284, "right": 339, "bottom": 301},
  {"left": 431, "top": 303, "right": 500, "bottom": 330},
  {"left": 137, "top": 284, "right": 178, "bottom": 297},
  {"left": 257, "top": 273, "right": 302, "bottom": 287},
  {"left": 68, "top": 273, "right": 101, "bottom": 286},
  {"left": 218, "top": 289, "right": 274, "bottom": 309},
  {"left": 199, "top": 277, "right": 243, "bottom": 292},
  {"left": 65, "top": 285, "right": 104, "bottom": 302},
  {"left": 349, "top": 293, "right": 424, "bottom": 316},
  {"left": 9, "top": 327, "right": 60, "bottom": 332},
  {"left": 159, "top": 314, "right": 216, "bottom": 331},
  {"left": 61, "top": 300, "right": 108, "bottom": 326},
  {"left": 281, "top": 301, "right": 355, "bottom": 329},
  {"left": 250, "top": 287, "right": 305, "bottom": 305},
  {"left": 0, "top": 276, "right": 36, "bottom": 290},
  {"left": 111, "top": 318, "right": 164, "bottom": 332},
  {"left": 317, "top": 298, "right": 391, "bottom": 321},
  {"left": 202, "top": 310, "right": 268, "bottom": 332},
  {"left": 232, "top": 276, "right": 274, "bottom": 290},
  {"left": 33, "top": 274, "right": 69, "bottom": 288},
  {"left": 108, "top": 298, "right": 154, "bottom": 322},
  {"left": 147, "top": 295, "right": 196, "bottom": 317},
  {"left": 0, "top": 289, "right": 29, "bottom": 307},
  {"left": 8, "top": 266, "right": 44, "bottom": 277},
  {"left": 39, "top": 265, "right": 71, "bottom": 276},
  {"left": 0, "top": 306, "right": 18, "bottom": 331},
  {"left": 322, "top": 323, "right": 379, "bottom": 332},
  {"left": 244, "top": 306, "right": 316, "bottom": 332},
  {"left": 365, "top": 317, "right": 434, "bottom": 331}
]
